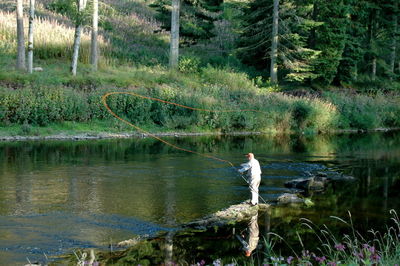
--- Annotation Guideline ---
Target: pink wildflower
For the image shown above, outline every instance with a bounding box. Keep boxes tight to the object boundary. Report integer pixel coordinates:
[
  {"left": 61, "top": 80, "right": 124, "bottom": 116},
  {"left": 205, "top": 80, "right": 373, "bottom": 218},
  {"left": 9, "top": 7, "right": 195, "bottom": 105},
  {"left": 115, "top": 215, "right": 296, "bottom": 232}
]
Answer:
[
  {"left": 315, "top": 256, "right": 326, "bottom": 263},
  {"left": 334, "top": 243, "right": 346, "bottom": 251},
  {"left": 370, "top": 253, "right": 381, "bottom": 262}
]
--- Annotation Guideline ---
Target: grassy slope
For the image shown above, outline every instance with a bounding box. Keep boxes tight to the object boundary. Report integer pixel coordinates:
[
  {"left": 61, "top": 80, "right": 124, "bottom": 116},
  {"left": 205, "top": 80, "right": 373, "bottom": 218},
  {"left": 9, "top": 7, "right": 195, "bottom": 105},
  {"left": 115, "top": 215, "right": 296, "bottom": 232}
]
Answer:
[{"left": 0, "top": 1, "right": 400, "bottom": 137}]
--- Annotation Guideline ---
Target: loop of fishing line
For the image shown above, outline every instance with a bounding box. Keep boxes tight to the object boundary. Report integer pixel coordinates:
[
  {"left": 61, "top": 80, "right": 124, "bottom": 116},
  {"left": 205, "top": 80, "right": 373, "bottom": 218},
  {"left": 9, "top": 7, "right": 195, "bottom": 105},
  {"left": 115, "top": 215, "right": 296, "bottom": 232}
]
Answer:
[{"left": 102, "top": 91, "right": 268, "bottom": 203}]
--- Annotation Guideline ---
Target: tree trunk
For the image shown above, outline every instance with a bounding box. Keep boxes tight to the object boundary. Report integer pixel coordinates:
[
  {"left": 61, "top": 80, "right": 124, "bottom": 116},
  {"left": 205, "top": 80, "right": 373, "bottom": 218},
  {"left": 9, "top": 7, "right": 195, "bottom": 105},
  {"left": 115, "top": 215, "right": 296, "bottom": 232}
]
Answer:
[
  {"left": 16, "top": 0, "right": 25, "bottom": 70},
  {"left": 372, "top": 57, "right": 376, "bottom": 81},
  {"left": 390, "top": 7, "right": 398, "bottom": 78},
  {"left": 27, "top": 0, "right": 35, "bottom": 74},
  {"left": 308, "top": 1, "right": 318, "bottom": 49},
  {"left": 169, "top": 0, "right": 180, "bottom": 68},
  {"left": 71, "top": 0, "right": 88, "bottom": 76},
  {"left": 90, "top": 0, "right": 99, "bottom": 71},
  {"left": 270, "top": 0, "right": 279, "bottom": 84},
  {"left": 71, "top": 24, "right": 83, "bottom": 76}
]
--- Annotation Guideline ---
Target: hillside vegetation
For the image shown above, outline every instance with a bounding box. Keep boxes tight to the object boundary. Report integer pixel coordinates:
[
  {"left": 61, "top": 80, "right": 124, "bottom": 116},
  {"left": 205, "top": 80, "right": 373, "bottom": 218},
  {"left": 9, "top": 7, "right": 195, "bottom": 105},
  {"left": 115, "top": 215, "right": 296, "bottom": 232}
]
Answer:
[{"left": 0, "top": 0, "right": 400, "bottom": 137}]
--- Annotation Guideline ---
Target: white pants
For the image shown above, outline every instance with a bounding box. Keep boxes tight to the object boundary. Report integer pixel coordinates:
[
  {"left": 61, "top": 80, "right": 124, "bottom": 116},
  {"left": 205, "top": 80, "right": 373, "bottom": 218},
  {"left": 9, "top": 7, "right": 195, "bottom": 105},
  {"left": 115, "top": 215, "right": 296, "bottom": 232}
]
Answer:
[{"left": 249, "top": 175, "right": 261, "bottom": 205}]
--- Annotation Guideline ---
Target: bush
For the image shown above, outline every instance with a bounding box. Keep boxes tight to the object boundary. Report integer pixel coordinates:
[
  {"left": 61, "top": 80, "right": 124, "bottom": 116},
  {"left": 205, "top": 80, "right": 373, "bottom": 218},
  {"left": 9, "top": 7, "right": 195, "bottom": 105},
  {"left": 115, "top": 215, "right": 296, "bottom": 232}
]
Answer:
[
  {"left": 324, "top": 92, "right": 400, "bottom": 130},
  {"left": 179, "top": 56, "right": 201, "bottom": 73}
]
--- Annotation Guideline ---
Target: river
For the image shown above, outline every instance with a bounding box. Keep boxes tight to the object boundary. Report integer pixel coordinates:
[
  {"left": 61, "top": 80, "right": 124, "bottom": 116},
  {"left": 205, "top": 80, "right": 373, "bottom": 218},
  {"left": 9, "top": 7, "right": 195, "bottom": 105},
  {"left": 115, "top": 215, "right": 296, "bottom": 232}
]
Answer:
[{"left": 0, "top": 132, "right": 399, "bottom": 264}]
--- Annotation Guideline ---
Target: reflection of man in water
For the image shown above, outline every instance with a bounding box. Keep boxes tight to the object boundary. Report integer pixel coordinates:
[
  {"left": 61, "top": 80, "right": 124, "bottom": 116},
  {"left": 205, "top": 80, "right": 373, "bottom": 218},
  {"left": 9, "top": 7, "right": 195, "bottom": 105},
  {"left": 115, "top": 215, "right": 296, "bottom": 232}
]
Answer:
[
  {"left": 237, "top": 212, "right": 259, "bottom": 257},
  {"left": 238, "top": 153, "right": 262, "bottom": 205}
]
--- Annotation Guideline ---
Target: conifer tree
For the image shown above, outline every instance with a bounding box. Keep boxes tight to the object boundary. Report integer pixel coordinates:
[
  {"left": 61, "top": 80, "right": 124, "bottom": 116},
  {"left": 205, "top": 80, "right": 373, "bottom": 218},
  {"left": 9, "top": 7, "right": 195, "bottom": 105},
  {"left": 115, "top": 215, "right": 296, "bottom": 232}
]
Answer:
[
  {"left": 238, "top": 0, "right": 320, "bottom": 83},
  {"left": 311, "top": 0, "right": 350, "bottom": 85}
]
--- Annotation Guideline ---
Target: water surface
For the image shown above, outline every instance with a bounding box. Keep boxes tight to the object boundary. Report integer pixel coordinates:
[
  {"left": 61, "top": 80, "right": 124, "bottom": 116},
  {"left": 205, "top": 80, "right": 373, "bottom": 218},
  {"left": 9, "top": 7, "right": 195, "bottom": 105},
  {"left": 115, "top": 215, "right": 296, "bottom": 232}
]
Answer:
[{"left": 0, "top": 132, "right": 399, "bottom": 264}]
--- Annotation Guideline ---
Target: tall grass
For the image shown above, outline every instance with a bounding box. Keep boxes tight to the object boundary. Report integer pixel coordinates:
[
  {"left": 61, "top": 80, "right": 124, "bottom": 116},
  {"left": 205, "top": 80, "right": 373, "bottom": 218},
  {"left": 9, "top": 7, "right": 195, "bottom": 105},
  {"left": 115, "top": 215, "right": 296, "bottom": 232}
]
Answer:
[
  {"left": 324, "top": 91, "right": 400, "bottom": 129},
  {"left": 0, "top": 11, "right": 112, "bottom": 66},
  {"left": 263, "top": 210, "right": 400, "bottom": 265}
]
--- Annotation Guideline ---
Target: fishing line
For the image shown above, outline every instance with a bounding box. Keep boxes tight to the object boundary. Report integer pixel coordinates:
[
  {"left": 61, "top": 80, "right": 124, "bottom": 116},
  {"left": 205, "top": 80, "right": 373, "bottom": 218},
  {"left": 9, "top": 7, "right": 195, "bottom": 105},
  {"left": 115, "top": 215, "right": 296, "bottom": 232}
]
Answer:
[{"left": 102, "top": 91, "right": 268, "bottom": 204}]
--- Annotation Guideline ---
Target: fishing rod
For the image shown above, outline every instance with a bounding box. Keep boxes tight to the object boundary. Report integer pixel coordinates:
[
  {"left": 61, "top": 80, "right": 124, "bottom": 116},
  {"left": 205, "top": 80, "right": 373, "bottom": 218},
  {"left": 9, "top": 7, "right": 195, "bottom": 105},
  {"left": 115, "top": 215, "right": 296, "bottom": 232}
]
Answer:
[{"left": 102, "top": 91, "right": 268, "bottom": 204}]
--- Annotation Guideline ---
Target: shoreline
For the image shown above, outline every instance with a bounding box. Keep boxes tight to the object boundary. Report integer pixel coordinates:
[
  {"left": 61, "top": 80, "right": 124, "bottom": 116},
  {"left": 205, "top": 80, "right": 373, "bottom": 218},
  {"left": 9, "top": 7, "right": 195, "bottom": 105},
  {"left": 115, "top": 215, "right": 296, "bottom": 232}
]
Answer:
[{"left": 0, "top": 127, "right": 398, "bottom": 142}]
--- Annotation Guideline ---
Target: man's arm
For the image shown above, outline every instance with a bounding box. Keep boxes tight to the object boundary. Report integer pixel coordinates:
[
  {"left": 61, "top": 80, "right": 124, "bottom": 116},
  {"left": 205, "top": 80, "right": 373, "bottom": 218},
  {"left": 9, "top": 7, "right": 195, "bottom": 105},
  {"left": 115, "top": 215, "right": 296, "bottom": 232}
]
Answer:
[{"left": 238, "top": 163, "right": 251, "bottom": 173}]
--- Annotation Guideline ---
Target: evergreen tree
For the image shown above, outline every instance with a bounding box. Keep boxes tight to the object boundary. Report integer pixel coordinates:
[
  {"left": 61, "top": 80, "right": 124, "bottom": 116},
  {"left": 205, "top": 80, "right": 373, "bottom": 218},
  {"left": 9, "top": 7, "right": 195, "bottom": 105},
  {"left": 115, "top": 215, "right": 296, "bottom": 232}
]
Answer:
[
  {"left": 335, "top": 0, "right": 367, "bottom": 83},
  {"left": 151, "top": 0, "right": 223, "bottom": 44},
  {"left": 311, "top": 0, "right": 350, "bottom": 85},
  {"left": 237, "top": 0, "right": 320, "bottom": 83}
]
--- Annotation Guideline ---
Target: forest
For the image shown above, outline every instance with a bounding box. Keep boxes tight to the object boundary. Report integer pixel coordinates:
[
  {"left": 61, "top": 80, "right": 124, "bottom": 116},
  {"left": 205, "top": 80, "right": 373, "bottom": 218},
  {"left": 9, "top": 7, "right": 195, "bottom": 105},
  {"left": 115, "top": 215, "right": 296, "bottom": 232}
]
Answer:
[{"left": 1, "top": 0, "right": 400, "bottom": 135}]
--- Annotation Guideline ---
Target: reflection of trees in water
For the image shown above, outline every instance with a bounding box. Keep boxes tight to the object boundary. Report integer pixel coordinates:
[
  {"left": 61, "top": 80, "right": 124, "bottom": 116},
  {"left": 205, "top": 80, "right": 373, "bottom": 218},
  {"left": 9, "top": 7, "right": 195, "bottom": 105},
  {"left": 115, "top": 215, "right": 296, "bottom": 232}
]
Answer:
[{"left": 1, "top": 132, "right": 399, "bottom": 167}]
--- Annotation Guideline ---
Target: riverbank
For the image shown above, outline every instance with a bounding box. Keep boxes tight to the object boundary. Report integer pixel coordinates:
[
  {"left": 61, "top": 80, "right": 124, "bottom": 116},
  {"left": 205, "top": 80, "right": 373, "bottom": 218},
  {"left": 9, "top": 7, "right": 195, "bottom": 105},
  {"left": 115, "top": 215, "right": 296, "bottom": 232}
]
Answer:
[{"left": 0, "top": 121, "right": 398, "bottom": 142}]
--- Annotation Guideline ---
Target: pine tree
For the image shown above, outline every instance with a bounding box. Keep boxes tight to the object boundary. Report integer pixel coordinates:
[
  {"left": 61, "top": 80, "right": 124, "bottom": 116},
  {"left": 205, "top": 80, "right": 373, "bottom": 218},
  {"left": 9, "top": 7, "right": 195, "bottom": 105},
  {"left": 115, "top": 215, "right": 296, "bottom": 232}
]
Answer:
[
  {"left": 237, "top": 0, "right": 320, "bottom": 83},
  {"left": 335, "top": 0, "right": 367, "bottom": 83},
  {"left": 151, "top": 0, "right": 223, "bottom": 44},
  {"left": 311, "top": 0, "right": 350, "bottom": 85}
]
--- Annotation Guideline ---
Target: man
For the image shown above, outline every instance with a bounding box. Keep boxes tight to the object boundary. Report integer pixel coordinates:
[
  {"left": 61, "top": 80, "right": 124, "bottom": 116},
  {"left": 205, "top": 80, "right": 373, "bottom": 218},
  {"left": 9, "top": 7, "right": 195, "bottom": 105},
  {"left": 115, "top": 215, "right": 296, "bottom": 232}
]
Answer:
[{"left": 238, "top": 153, "right": 262, "bottom": 206}]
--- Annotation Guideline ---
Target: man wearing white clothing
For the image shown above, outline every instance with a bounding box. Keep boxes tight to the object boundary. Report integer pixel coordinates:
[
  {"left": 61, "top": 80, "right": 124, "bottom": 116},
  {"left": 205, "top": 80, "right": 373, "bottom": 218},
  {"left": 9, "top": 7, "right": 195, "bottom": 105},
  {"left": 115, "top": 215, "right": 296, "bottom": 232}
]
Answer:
[{"left": 238, "top": 153, "right": 262, "bottom": 206}]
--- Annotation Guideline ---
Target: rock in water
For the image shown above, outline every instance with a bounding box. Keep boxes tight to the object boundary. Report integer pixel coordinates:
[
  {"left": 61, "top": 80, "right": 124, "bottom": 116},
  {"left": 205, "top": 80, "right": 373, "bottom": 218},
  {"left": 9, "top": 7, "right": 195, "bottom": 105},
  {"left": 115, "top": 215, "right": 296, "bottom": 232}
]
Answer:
[
  {"left": 277, "top": 193, "right": 304, "bottom": 204},
  {"left": 184, "top": 201, "right": 269, "bottom": 229}
]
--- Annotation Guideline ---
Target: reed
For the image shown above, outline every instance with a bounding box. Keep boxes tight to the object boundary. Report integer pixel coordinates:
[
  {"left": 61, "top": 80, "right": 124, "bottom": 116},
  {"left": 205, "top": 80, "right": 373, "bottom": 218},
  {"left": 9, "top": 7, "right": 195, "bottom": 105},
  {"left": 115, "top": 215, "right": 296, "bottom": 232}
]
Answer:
[{"left": 263, "top": 210, "right": 400, "bottom": 265}]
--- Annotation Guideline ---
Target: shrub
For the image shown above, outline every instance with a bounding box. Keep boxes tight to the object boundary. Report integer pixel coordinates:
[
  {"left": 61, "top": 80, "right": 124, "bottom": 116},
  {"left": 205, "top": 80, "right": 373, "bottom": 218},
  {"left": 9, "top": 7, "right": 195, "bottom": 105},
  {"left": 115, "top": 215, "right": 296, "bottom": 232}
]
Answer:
[{"left": 179, "top": 56, "right": 201, "bottom": 73}]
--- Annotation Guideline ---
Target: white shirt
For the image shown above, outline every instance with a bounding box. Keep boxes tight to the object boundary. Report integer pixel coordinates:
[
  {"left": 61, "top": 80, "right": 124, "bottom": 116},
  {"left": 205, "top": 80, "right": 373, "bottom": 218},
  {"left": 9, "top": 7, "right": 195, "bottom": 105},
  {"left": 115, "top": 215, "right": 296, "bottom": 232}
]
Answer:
[{"left": 239, "top": 158, "right": 262, "bottom": 176}]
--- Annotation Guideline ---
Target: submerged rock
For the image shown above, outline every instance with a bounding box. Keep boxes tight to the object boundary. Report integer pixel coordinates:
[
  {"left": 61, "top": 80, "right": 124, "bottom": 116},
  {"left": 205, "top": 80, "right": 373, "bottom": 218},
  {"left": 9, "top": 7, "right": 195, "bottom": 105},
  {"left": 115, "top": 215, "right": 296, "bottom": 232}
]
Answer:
[
  {"left": 285, "top": 178, "right": 313, "bottom": 190},
  {"left": 284, "top": 177, "right": 325, "bottom": 191},
  {"left": 277, "top": 193, "right": 304, "bottom": 204}
]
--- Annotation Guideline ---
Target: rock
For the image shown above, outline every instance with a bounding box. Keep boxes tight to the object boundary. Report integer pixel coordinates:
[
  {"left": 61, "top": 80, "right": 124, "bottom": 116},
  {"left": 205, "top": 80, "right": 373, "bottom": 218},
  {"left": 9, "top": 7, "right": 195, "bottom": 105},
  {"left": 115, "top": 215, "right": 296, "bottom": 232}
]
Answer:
[
  {"left": 118, "top": 236, "right": 142, "bottom": 247},
  {"left": 277, "top": 193, "right": 304, "bottom": 204},
  {"left": 308, "top": 179, "right": 325, "bottom": 191},
  {"left": 324, "top": 172, "right": 355, "bottom": 181},
  {"left": 184, "top": 201, "right": 269, "bottom": 229},
  {"left": 33, "top": 67, "right": 43, "bottom": 71},
  {"left": 286, "top": 172, "right": 344, "bottom": 192},
  {"left": 315, "top": 172, "right": 328, "bottom": 177},
  {"left": 284, "top": 177, "right": 312, "bottom": 190}
]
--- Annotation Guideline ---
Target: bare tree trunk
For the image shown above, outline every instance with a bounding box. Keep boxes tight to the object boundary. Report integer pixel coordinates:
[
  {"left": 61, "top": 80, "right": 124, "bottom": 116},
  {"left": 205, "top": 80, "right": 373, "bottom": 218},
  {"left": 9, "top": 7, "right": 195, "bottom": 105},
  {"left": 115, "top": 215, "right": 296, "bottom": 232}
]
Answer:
[
  {"left": 390, "top": 7, "right": 398, "bottom": 78},
  {"left": 71, "top": 0, "right": 87, "bottom": 76},
  {"left": 169, "top": 0, "right": 180, "bottom": 68},
  {"left": 90, "top": 0, "right": 99, "bottom": 71},
  {"left": 372, "top": 57, "right": 376, "bottom": 81},
  {"left": 16, "top": 0, "right": 25, "bottom": 70},
  {"left": 27, "top": 0, "right": 35, "bottom": 74},
  {"left": 71, "top": 24, "right": 83, "bottom": 76},
  {"left": 270, "top": 0, "right": 279, "bottom": 84}
]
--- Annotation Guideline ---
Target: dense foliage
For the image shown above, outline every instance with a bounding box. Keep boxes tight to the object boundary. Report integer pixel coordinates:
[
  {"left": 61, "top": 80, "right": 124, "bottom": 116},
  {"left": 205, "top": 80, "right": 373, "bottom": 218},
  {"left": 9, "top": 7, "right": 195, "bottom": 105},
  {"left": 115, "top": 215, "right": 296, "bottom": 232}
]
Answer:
[{"left": 237, "top": 0, "right": 400, "bottom": 87}]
